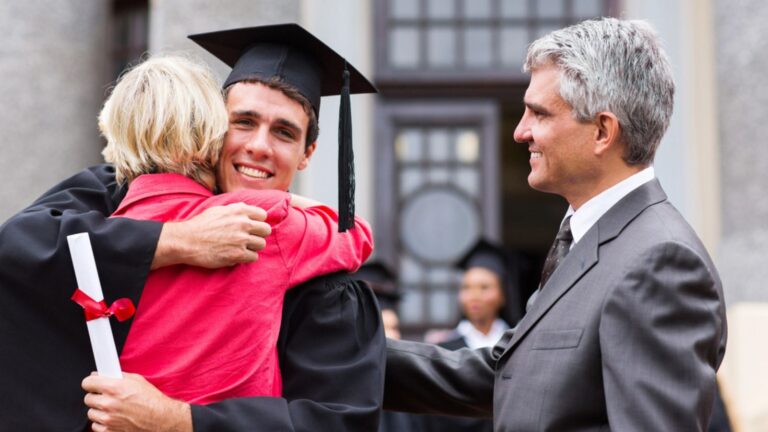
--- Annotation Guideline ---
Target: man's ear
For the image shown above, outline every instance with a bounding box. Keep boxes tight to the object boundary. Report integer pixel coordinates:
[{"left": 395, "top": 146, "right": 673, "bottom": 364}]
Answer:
[
  {"left": 298, "top": 142, "right": 317, "bottom": 171},
  {"left": 594, "top": 112, "right": 621, "bottom": 156}
]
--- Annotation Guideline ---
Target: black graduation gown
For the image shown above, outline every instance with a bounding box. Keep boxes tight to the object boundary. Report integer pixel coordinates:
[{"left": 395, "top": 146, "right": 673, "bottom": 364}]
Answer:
[
  {"left": 0, "top": 164, "right": 385, "bottom": 432},
  {"left": 418, "top": 334, "right": 494, "bottom": 432}
]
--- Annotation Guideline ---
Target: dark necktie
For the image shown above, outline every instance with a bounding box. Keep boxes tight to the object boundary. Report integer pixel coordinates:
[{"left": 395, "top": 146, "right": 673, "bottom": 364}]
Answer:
[{"left": 539, "top": 216, "right": 573, "bottom": 289}]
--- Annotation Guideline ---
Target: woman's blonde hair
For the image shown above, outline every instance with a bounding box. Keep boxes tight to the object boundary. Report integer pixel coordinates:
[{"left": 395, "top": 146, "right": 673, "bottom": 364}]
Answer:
[{"left": 100, "top": 54, "right": 228, "bottom": 186}]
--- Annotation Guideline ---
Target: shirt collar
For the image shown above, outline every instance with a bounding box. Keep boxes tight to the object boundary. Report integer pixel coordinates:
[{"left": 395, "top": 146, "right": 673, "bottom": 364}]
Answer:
[
  {"left": 566, "top": 166, "right": 655, "bottom": 245},
  {"left": 116, "top": 173, "right": 213, "bottom": 212},
  {"left": 456, "top": 319, "right": 510, "bottom": 349}
]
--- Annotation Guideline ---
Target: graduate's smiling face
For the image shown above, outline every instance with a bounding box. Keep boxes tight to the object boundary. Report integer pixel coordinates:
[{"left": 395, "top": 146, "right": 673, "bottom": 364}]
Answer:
[{"left": 217, "top": 82, "right": 316, "bottom": 193}]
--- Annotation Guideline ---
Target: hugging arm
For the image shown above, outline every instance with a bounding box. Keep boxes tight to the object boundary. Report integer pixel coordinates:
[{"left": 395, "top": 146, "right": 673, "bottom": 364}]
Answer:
[{"left": 191, "top": 273, "right": 386, "bottom": 431}]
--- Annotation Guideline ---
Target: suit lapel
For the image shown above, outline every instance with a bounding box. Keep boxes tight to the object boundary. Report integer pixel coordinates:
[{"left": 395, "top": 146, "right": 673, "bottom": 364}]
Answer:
[{"left": 498, "top": 179, "right": 668, "bottom": 361}]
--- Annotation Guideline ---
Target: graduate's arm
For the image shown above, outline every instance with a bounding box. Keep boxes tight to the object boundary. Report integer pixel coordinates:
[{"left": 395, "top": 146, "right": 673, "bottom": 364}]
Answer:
[
  {"left": 384, "top": 339, "right": 495, "bottom": 417},
  {"left": 191, "top": 273, "right": 386, "bottom": 432},
  {"left": 0, "top": 165, "right": 163, "bottom": 431},
  {"left": 0, "top": 165, "right": 161, "bottom": 308}
]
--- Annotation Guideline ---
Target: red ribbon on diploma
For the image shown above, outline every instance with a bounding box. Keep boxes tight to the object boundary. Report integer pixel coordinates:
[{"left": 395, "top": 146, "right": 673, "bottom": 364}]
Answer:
[{"left": 71, "top": 288, "right": 136, "bottom": 322}]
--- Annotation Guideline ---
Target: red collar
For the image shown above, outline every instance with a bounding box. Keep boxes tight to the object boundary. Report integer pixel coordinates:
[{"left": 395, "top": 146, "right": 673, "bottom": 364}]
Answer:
[{"left": 116, "top": 173, "right": 213, "bottom": 212}]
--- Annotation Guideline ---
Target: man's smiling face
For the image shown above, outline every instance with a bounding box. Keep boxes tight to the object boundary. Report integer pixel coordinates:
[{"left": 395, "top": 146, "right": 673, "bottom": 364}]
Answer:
[
  {"left": 217, "top": 81, "right": 316, "bottom": 193},
  {"left": 513, "top": 64, "right": 599, "bottom": 207}
]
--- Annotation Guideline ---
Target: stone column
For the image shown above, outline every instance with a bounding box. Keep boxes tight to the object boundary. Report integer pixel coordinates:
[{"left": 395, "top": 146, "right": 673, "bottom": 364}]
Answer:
[
  {"left": 715, "top": 0, "right": 768, "bottom": 305},
  {"left": 0, "top": 1, "right": 109, "bottom": 221}
]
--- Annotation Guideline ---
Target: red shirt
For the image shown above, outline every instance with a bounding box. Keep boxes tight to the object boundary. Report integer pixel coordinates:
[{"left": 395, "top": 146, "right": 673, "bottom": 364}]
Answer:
[{"left": 114, "top": 173, "right": 373, "bottom": 404}]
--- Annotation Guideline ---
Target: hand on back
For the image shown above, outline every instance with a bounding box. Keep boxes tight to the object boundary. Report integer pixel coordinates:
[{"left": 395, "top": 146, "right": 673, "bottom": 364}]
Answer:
[{"left": 152, "top": 203, "right": 271, "bottom": 269}]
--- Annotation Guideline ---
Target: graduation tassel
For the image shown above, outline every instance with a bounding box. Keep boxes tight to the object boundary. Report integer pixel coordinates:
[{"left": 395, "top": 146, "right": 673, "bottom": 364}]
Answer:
[{"left": 338, "top": 63, "right": 355, "bottom": 232}]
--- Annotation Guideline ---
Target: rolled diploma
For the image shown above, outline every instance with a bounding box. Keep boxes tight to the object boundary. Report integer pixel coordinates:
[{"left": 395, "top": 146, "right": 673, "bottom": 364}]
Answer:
[{"left": 67, "top": 233, "right": 122, "bottom": 378}]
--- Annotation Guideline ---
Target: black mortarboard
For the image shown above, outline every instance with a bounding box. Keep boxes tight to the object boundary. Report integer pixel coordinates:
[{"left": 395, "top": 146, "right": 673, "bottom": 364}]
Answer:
[
  {"left": 189, "top": 23, "right": 377, "bottom": 231},
  {"left": 455, "top": 238, "right": 509, "bottom": 282},
  {"left": 355, "top": 261, "right": 401, "bottom": 310}
]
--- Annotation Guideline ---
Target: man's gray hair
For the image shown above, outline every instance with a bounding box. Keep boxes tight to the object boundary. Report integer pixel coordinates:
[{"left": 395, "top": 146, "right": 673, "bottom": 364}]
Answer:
[{"left": 525, "top": 18, "right": 675, "bottom": 165}]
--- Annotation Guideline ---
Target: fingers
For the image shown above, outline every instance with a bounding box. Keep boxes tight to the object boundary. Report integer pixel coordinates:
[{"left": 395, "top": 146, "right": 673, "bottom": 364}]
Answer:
[
  {"left": 241, "top": 203, "right": 268, "bottom": 222},
  {"left": 82, "top": 374, "right": 115, "bottom": 394},
  {"left": 246, "top": 232, "right": 267, "bottom": 252},
  {"left": 88, "top": 408, "right": 109, "bottom": 430},
  {"left": 84, "top": 392, "right": 108, "bottom": 410},
  {"left": 224, "top": 202, "right": 267, "bottom": 222},
  {"left": 249, "top": 220, "right": 271, "bottom": 238}
]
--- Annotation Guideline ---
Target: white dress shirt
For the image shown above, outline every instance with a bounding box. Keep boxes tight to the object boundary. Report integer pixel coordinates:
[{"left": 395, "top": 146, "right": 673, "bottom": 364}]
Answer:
[
  {"left": 565, "top": 167, "right": 656, "bottom": 247},
  {"left": 456, "top": 318, "right": 510, "bottom": 349},
  {"left": 524, "top": 167, "right": 656, "bottom": 312}
]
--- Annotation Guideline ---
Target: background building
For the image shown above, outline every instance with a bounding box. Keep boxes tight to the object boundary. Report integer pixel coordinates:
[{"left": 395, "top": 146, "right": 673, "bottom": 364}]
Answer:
[{"left": 1, "top": 0, "right": 764, "bottom": 429}]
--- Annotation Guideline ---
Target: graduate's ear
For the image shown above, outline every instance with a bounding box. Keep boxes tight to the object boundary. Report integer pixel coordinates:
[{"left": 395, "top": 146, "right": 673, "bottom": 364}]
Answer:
[
  {"left": 298, "top": 142, "right": 317, "bottom": 171},
  {"left": 593, "top": 112, "right": 621, "bottom": 157}
]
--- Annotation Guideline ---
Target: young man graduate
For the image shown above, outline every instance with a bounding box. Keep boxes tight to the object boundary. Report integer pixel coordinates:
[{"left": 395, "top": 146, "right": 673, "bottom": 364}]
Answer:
[{"left": 0, "top": 23, "right": 383, "bottom": 432}]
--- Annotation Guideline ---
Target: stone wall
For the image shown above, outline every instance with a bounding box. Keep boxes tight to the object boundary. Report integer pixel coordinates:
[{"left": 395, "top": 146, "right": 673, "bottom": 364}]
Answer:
[
  {"left": 0, "top": 1, "right": 109, "bottom": 221},
  {"left": 714, "top": 0, "right": 768, "bottom": 305}
]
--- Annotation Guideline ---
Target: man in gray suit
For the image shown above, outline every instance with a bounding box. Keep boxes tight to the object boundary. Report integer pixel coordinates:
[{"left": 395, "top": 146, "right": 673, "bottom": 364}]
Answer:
[{"left": 384, "top": 18, "right": 727, "bottom": 431}]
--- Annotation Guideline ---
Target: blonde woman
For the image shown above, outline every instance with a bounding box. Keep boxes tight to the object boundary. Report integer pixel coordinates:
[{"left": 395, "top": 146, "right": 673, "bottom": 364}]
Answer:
[{"left": 99, "top": 55, "right": 373, "bottom": 404}]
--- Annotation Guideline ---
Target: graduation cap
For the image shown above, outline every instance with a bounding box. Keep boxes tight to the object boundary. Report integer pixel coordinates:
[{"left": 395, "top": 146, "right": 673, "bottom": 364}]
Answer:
[
  {"left": 189, "top": 23, "right": 377, "bottom": 231},
  {"left": 355, "top": 261, "right": 401, "bottom": 310},
  {"left": 455, "top": 238, "right": 510, "bottom": 282}
]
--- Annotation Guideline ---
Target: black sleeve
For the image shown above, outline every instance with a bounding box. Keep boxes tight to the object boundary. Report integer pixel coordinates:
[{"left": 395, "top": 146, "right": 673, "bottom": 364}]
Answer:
[
  {"left": 384, "top": 339, "right": 495, "bottom": 417},
  {"left": 191, "top": 273, "right": 386, "bottom": 432},
  {"left": 0, "top": 164, "right": 162, "bottom": 432}
]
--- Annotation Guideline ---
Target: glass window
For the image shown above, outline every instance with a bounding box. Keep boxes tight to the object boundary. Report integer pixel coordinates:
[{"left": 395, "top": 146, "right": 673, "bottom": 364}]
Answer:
[
  {"left": 428, "top": 267, "right": 457, "bottom": 285},
  {"left": 430, "top": 289, "right": 458, "bottom": 322},
  {"left": 396, "top": 128, "right": 424, "bottom": 162},
  {"left": 391, "top": 0, "right": 420, "bottom": 19},
  {"left": 454, "top": 167, "right": 480, "bottom": 196},
  {"left": 427, "top": 26, "right": 457, "bottom": 67},
  {"left": 464, "top": 27, "right": 493, "bottom": 67},
  {"left": 500, "top": 26, "right": 528, "bottom": 69},
  {"left": 428, "top": 167, "right": 451, "bottom": 184},
  {"left": 400, "top": 168, "right": 425, "bottom": 196},
  {"left": 380, "top": 0, "right": 608, "bottom": 75},
  {"left": 537, "top": 0, "right": 566, "bottom": 18},
  {"left": 500, "top": 0, "right": 528, "bottom": 18},
  {"left": 427, "top": 129, "right": 452, "bottom": 162},
  {"left": 456, "top": 129, "right": 480, "bottom": 163},
  {"left": 400, "top": 255, "right": 424, "bottom": 284},
  {"left": 427, "top": 0, "right": 456, "bottom": 19},
  {"left": 399, "top": 289, "right": 423, "bottom": 324},
  {"left": 574, "top": 0, "right": 603, "bottom": 18},
  {"left": 390, "top": 26, "right": 421, "bottom": 68},
  {"left": 536, "top": 23, "right": 561, "bottom": 39},
  {"left": 462, "top": 0, "right": 492, "bottom": 19},
  {"left": 400, "top": 188, "right": 480, "bottom": 263}
]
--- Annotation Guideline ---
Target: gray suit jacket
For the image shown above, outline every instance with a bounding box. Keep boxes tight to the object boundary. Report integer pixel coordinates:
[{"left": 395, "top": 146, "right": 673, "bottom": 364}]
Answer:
[{"left": 385, "top": 180, "right": 727, "bottom": 431}]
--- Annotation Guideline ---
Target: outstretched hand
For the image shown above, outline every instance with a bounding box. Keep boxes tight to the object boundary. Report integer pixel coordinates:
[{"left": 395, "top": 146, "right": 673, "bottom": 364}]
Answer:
[
  {"left": 152, "top": 202, "right": 271, "bottom": 269},
  {"left": 82, "top": 372, "right": 191, "bottom": 432}
]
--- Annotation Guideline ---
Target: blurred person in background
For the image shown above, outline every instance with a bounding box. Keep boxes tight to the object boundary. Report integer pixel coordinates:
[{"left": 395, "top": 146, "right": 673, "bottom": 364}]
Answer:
[{"left": 420, "top": 239, "right": 518, "bottom": 432}]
